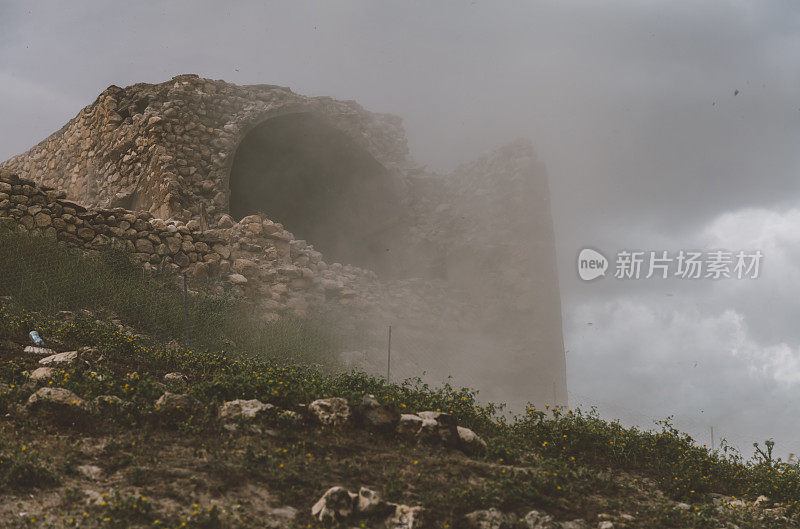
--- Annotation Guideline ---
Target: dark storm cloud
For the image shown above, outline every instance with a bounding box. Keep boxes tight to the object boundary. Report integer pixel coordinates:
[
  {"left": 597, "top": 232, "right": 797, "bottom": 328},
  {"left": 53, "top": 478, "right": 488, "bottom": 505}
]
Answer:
[{"left": 2, "top": 0, "right": 800, "bottom": 454}]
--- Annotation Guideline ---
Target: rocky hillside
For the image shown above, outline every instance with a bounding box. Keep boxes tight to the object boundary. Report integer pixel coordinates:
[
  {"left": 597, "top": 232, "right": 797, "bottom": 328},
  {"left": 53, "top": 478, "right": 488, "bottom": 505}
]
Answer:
[{"left": 0, "top": 301, "right": 797, "bottom": 528}]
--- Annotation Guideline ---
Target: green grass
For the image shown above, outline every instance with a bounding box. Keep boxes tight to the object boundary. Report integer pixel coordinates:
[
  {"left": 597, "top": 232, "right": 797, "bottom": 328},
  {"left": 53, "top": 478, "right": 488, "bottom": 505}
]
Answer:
[
  {"left": 2, "top": 302, "right": 800, "bottom": 516},
  {"left": 2, "top": 229, "right": 799, "bottom": 526},
  {"left": 0, "top": 227, "right": 339, "bottom": 365}
]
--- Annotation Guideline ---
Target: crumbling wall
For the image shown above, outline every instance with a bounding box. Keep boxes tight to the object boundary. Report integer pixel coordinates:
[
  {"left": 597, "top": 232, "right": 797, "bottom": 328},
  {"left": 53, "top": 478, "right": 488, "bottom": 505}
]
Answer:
[
  {"left": 0, "top": 171, "right": 376, "bottom": 322},
  {"left": 1, "top": 75, "right": 567, "bottom": 408},
  {"left": 0, "top": 74, "right": 412, "bottom": 225}
]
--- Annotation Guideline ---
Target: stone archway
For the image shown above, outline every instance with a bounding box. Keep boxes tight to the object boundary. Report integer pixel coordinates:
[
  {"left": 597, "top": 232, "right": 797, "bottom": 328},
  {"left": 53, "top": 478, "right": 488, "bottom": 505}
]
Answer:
[{"left": 228, "top": 112, "right": 402, "bottom": 275}]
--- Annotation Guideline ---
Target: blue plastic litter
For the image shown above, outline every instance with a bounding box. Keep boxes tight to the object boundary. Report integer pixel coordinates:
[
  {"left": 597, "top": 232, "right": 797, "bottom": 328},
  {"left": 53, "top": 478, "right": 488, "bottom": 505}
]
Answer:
[{"left": 29, "top": 330, "right": 44, "bottom": 345}]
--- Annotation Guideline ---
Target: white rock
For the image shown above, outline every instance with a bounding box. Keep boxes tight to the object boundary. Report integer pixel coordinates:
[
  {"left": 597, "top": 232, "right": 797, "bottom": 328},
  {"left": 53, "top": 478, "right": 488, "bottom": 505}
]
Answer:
[
  {"left": 218, "top": 399, "right": 274, "bottom": 422},
  {"left": 154, "top": 392, "right": 201, "bottom": 413},
  {"left": 396, "top": 414, "right": 423, "bottom": 437},
  {"left": 385, "top": 503, "right": 424, "bottom": 528},
  {"left": 27, "top": 387, "right": 87, "bottom": 412},
  {"left": 598, "top": 522, "right": 614, "bottom": 529},
  {"left": 357, "top": 486, "right": 385, "bottom": 514},
  {"left": 309, "top": 397, "right": 350, "bottom": 426},
  {"left": 525, "top": 509, "right": 557, "bottom": 528},
  {"left": 310, "top": 486, "right": 357, "bottom": 522},
  {"left": 465, "top": 508, "right": 514, "bottom": 528},
  {"left": 39, "top": 350, "right": 78, "bottom": 366},
  {"left": 457, "top": 426, "right": 487, "bottom": 455},
  {"left": 229, "top": 273, "right": 248, "bottom": 284},
  {"left": 24, "top": 346, "right": 56, "bottom": 355},
  {"left": 163, "top": 372, "right": 188, "bottom": 383},
  {"left": 29, "top": 367, "right": 55, "bottom": 380},
  {"left": 77, "top": 464, "right": 103, "bottom": 480}
]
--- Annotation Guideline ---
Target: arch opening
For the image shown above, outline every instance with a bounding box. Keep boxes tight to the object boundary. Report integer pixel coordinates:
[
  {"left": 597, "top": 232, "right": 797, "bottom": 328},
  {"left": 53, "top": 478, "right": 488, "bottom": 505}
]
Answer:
[{"left": 228, "top": 113, "right": 402, "bottom": 275}]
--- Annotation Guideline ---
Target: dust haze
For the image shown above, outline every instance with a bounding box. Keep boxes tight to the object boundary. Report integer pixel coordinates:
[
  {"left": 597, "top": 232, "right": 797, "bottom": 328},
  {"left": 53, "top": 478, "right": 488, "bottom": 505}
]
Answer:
[{"left": 2, "top": 1, "right": 800, "bottom": 453}]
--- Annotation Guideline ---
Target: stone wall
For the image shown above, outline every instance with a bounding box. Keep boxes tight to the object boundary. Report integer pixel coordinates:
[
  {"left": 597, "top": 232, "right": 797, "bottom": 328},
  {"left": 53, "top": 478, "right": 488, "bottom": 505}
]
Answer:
[
  {"left": 0, "top": 74, "right": 412, "bottom": 224},
  {"left": 0, "top": 171, "right": 375, "bottom": 322},
  {"left": 0, "top": 75, "right": 568, "bottom": 408}
]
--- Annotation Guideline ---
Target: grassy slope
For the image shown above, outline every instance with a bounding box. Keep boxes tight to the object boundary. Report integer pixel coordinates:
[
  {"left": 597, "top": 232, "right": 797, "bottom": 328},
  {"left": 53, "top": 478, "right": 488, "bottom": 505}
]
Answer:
[
  {"left": 0, "top": 305, "right": 797, "bottom": 529},
  {"left": 0, "top": 231, "right": 797, "bottom": 528}
]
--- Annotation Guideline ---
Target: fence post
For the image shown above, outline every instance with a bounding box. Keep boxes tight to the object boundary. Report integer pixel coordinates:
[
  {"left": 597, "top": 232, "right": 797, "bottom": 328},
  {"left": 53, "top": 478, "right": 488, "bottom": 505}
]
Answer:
[
  {"left": 183, "top": 272, "right": 189, "bottom": 348},
  {"left": 387, "top": 325, "right": 392, "bottom": 384}
]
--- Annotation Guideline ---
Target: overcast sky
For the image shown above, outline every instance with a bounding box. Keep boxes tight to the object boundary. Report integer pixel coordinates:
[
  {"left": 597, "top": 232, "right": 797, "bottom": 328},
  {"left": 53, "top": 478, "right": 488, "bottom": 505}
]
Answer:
[{"left": 2, "top": 1, "right": 800, "bottom": 457}]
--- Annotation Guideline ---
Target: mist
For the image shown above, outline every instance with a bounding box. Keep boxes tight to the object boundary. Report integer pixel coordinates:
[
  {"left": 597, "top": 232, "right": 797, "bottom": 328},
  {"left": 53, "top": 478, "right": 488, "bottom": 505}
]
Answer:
[{"left": 2, "top": 1, "right": 800, "bottom": 456}]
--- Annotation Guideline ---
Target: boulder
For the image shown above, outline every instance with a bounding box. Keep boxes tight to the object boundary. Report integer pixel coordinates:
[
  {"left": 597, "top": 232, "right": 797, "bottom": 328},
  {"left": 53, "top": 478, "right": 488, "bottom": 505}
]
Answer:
[
  {"left": 357, "top": 486, "right": 390, "bottom": 515},
  {"left": 309, "top": 397, "right": 350, "bottom": 426},
  {"left": 457, "top": 426, "right": 487, "bottom": 455},
  {"left": 163, "top": 372, "right": 188, "bottom": 383},
  {"left": 94, "top": 395, "right": 126, "bottom": 408},
  {"left": 524, "top": 510, "right": 557, "bottom": 529},
  {"left": 77, "top": 464, "right": 103, "bottom": 480},
  {"left": 218, "top": 399, "right": 274, "bottom": 423},
  {"left": 154, "top": 392, "right": 202, "bottom": 414},
  {"left": 39, "top": 350, "right": 78, "bottom": 366},
  {"left": 417, "top": 411, "right": 459, "bottom": 445},
  {"left": 28, "top": 366, "right": 55, "bottom": 381},
  {"left": 229, "top": 273, "right": 248, "bottom": 285},
  {"left": 217, "top": 214, "right": 235, "bottom": 228},
  {"left": 311, "top": 486, "right": 357, "bottom": 522},
  {"left": 464, "top": 508, "right": 516, "bottom": 529},
  {"left": 27, "top": 387, "right": 88, "bottom": 413},
  {"left": 355, "top": 394, "right": 400, "bottom": 432},
  {"left": 396, "top": 414, "right": 424, "bottom": 438},
  {"left": 24, "top": 346, "right": 56, "bottom": 356},
  {"left": 385, "top": 503, "right": 424, "bottom": 529}
]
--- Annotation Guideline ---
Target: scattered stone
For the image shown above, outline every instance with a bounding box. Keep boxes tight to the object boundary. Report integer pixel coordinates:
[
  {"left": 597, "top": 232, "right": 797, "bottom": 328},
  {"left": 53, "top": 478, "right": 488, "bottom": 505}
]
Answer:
[
  {"left": 675, "top": 503, "right": 690, "bottom": 511},
  {"left": 396, "top": 414, "right": 424, "bottom": 438},
  {"left": 525, "top": 510, "right": 557, "bottom": 529},
  {"left": 229, "top": 273, "right": 248, "bottom": 285},
  {"left": 309, "top": 397, "right": 350, "bottom": 426},
  {"left": 457, "top": 425, "right": 487, "bottom": 455},
  {"left": 464, "top": 508, "right": 515, "bottom": 528},
  {"left": 754, "top": 495, "right": 770, "bottom": 507},
  {"left": 356, "top": 394, "right": 399, "bottom": 432},
  {"left": 154, "top": 392, "right": 201, "bottom": 414},
  {"left": 77, "top": 464, "right": 103, "bottom": 480},
  {"left": 26, "top": 387, "right": 88, "bottom": 413},
  {"left": 217, "top": 214, "right": 235, "bottom": 228},
  {"left": 357, "top": 486, "right": 390, "bottom": 515},
  {"left": 311, "top": 486, "right": 357, "bottom": 522},
  {"left": 24, "top": 346, "right": 56, "bottom": 356},
  {"left": 218, "top": 399, "right": 274, "bottom": 429},
  {"left": 417, "top": 410, "right": 458, "bottom": 445},
  {"left": 39, "top": 350, "right": 78, "bottom": 366},
  {"left": 385, "top": 503, "right": 424, "bottom": 528},
  {"left": 163, "top": 372, "right": 188, "bottom": 383},
  {"left": 598, "top": 522, "right": 614, "bottom": 529},
  {"left": 94, "top": 395, "right": 125, "bottom": 408},
  {"left": 28, "top": 367, "right": 55, "bottom": 381}
]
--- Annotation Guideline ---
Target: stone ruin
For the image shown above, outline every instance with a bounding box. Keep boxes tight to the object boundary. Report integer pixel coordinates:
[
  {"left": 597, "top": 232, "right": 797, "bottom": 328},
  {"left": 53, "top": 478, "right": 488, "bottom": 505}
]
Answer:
[{"left": 0, "top": 74, "right": 566, "bottom": 408}]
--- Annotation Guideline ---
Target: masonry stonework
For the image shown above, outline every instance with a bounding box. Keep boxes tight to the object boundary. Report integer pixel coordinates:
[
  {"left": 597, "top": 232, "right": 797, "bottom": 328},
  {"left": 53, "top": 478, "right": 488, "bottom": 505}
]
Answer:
[{"left": 1, "top": 74, "right": 566, "bottom": 408}]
